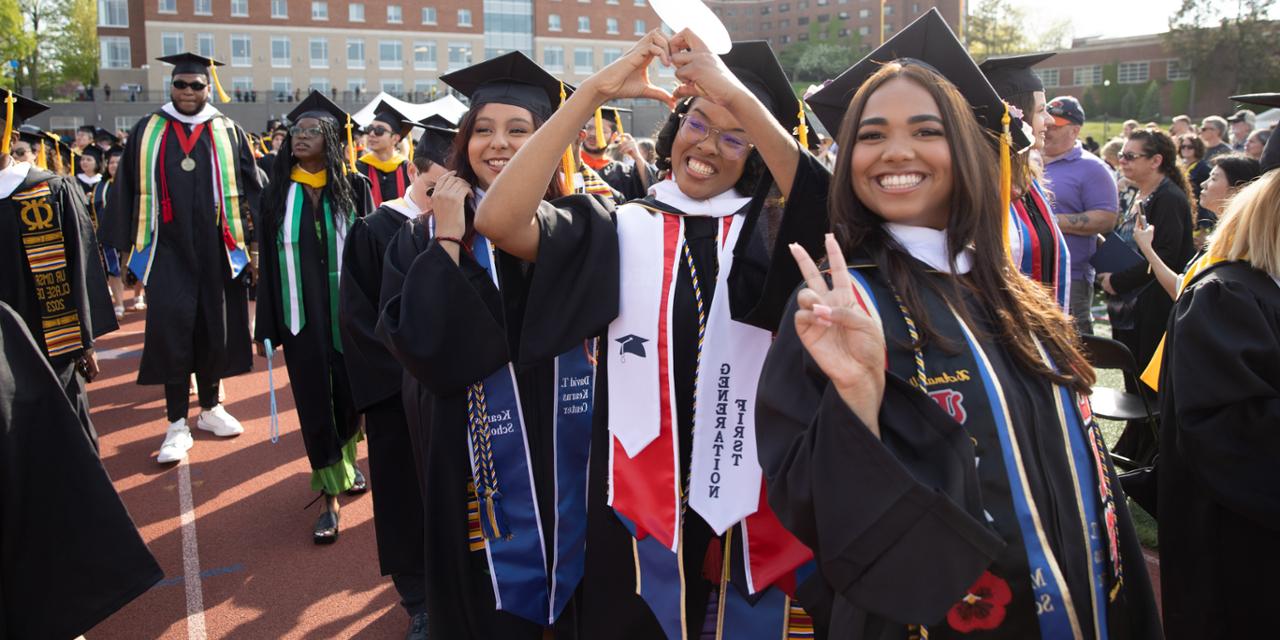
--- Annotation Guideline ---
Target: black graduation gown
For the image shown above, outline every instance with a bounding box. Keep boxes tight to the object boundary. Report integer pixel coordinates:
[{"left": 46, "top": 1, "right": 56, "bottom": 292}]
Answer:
[
  {"left": 105, "top": 110, "right": 262, "bottom": 385},
  {"left": 755, "top": 258, "right": 1161, "bottom": 639},
  {"left": 356, "top": 157, "right": 410, "bottom": 207},
  {"left": 338, "top": 203, "right": 426, "bottom": 577},
  {"left": 515, "top": 153, "right": 831, "bottom": 639},
  {"left": 0, "top": 300, "right": 163, "bottom": 639},
  {"left": 255, "top": 177, "right": 373, "bottom": 471},
  {"left": 0, "top": 170, "right": 117, "bottom": 445},
  {"left": 377, "top": 212, "right": 568, "bottom": 640},
  {"left": 1157, "top": 261, "right": 1280, "bottom": 640},
  {"left": 597, "top": 159, "right": 654, "bottom": 202}
]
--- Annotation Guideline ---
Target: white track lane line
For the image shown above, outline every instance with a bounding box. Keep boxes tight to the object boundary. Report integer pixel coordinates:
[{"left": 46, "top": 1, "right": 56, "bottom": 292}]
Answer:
[{"left": 178, "top": 456, "right": 208, "bottom": 640}]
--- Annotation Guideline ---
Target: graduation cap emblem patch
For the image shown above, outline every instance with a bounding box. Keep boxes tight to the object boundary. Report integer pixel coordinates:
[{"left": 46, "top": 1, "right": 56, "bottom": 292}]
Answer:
[{"left": 615, "top": 334, "right": 648, "bottom": 361}]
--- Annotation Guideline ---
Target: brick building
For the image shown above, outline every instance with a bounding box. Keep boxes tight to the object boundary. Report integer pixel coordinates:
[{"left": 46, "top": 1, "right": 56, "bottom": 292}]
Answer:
[{"left": 705, "top": 0, "right": 963, "bottom": 51}]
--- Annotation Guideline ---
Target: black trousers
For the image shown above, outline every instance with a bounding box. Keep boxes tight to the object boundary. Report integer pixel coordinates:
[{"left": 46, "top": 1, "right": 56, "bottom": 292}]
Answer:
[{"left": 164, "top": 373, "right": 219, "bottom": 423}]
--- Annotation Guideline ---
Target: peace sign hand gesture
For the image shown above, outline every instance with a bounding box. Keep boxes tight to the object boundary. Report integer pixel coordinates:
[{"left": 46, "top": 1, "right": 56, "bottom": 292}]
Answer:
[{"left": 790, "top": 234, "right": 887, "bottom": 437}]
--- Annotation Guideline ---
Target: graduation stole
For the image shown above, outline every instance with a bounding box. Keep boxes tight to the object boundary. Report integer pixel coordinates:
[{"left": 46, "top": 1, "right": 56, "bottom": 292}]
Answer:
[
  {"left": 1010, "top": 178, "right": 1071, "bottom": 311},
  {"left": 844, "top": 264, "right": 1123, "bottom": 639},
  {"left": 279, "top": 171, "right": 348, "bottom": 351},
  {"left": 461, "top": 232, "right": 597, "bottom": 625},
  {"left": 130, "top": 113, "right": 248, "bottom": 283},
  {"left": 358, "top": 153, "right": 406, "bottom": 206},
  {"left": 14, "top": 181, "right": 84, "bottom": 358},
  {"left": 577, "top": 164, "right": 616, "bottom": 200}
]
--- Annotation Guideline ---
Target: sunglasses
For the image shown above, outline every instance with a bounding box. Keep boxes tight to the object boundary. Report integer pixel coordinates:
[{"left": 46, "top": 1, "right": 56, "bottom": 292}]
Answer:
[
  {"left": 171, "top": 79, "right": 208, "bottom": 91},
  {"left": 677, "top": 113, "right": 754, "bottom": 161},
  {"left": 11, "top": 147, "right": 29, "bottom": 157},
  {"left": 1118, "top": 151, "right": 1153, "bottom": 162},
  {"left": 366, "top": 126, "right": 393, "bottom": 137}
]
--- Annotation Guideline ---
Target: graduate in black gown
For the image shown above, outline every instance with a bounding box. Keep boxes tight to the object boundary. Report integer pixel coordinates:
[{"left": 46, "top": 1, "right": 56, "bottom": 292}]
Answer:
[
  {"left": 339, "top": 121, "right": 451, "bottom": 639},
  {"left": 759, "top": 11, "right": 1160, "bottom": 639},
  {"left": 356, "top": 100, "right": 414, "bottom": 207},
  {"left": 1156, "top": 169, "right": 1280, "bottom": 640},
  {"left": 579, "top": 105, "right": 653, "bottom": 200},
  {"left": 256, "top": 91, "right": 374, "bottom": 543},
  {"left": 74, "top": 145, "right": 103, "bottom": 200},
  {"left": 0, "top": 300, "right": 162, "bottom": 638},
  {"left": 105, "top": 52, "right": 263, "bottom": 464},
  {"left": 0, "top": 89, "right": 117, "bottom": 448},
  {"left": 475, "top": 32, "right": 829, "bottom": 639},
  {"left": 378, "top": 51, "right": 612, "bottom": 639}
]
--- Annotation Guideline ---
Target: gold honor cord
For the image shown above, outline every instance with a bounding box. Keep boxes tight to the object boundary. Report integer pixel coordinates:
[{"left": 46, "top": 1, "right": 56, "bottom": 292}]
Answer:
[
  {"left": 344, "top": 114, "right": 357, "bottom": 173},
  {"left": 1, "top": 93, "right": 14, "bottom": 156},
  {"left": 559, "top": 81, "right": 576, "bottom": 194},
  {"left": 999, "top": 105, "right": 1013, "bottom": 263},
  {"left": 796, "top": 99, "right": 809, "bottom": 149}
]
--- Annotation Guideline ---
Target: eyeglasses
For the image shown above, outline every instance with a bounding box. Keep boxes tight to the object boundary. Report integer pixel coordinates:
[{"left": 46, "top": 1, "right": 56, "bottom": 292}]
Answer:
[
  {"left": 366, "top": 126, "right": 393, "bottom": 137},
  {"left": 1179, "top": 145, "right": 1195, "bottom": 150},
  {"left": 11, "top": 147, "right": 29, "bottom": 158},
  {"left": 1118, "top": 151, "right": 1153, "bottom": 162},
  {"left": 289, "top": 126, "right": 325, "bottom": 139},
  {"left": 171, "top": 80, "right": 208, "bottom": 92},
  {"left": 677, "top": 113, "right": 754, "bottom": 161}
]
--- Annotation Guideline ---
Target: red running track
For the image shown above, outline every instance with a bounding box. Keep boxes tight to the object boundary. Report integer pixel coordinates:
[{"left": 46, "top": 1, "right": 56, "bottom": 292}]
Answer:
[{"left": 85, "top": 296, "right": 405, "bottom": 639}]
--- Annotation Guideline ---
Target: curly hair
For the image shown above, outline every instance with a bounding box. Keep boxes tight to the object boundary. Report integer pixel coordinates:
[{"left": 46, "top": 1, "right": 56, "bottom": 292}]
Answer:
[
  {"left": 261, "top": 118, "right": 359, "bottom": 234},
  {"left": 653, "top": 97, "right": 766, "bottom": 196}
]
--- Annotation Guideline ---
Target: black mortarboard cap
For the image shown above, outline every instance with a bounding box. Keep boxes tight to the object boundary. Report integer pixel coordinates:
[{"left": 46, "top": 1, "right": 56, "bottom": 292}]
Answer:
[
  {"left": 79, "top": 145, "right": 103, "bottom": 164},
  {"left": 441, "top": 51, "right": 569, "bottom": 121},
  {"left": 411, "top": 123, "right": 457, "bottom": 166},
  {"left": 615, "top": 334, "right": 649, "bottom": 359},
  {"left": 371, "top": 100, "right": 414, "bottom": 138},
  {"left": 1230, "top": 93, "right": 1280, "bottom": 173},
  {"left": 720, "top": 41, "right": 800, "bottom": 133},
  {"left": 17, "top": 124, "right": 45, "bottom": 146},
  {"left": 980, "top": 52, "right": 1055, "bottom": 98},
  {"left": 94, "top": 127, "right": 119, "bottom": 144},
  {"left": 157, "top": 52, "right": 225, "bottom": 77},
  {"left": 805, "top": 9, "right": 1029, "bottom": 150},
  {"left": 286, "top": 90, "right": 350, "bottom": 125},
  {"left": 0, "top": 88, "right": 49, "bottom": 127},
  {"left": 77, "top": 124, "right": 96, "bottom": 135}
]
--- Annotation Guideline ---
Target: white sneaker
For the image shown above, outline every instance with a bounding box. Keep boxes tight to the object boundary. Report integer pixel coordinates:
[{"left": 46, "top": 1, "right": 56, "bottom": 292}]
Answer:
[
  {"left": 197, "top": 404, "right": 244, "bottom": 437},
  {"left": 157, "top": 420, "right": 194, "bottom": 463},
  {"left": 132, "top": 294, "right": 147, "bottom": 311}
]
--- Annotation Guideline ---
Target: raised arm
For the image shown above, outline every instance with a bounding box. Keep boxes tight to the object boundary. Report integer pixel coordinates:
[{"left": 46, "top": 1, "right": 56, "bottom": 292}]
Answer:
[{"left": 475, "top": 30, "right": 674, "bottom": 261}]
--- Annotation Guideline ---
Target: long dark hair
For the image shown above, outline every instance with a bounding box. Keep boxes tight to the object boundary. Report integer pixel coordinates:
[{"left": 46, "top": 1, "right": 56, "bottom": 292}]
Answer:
[
  {"left": 1129, "top": 128, "right": 1194, "bottom": 225},
  {"left": 262, "top": 119, "right": 358, "bottom": 233},
  {"left": 654, "top": 97, "right": 765, "bottom": 196},
  {"left": 828, "top": 62, "right": 1093, "bottom": 393},
  {"left": 1211, "top": 152, "right": 1262, "bottom": 189},
  {"left": 1002, "top": 90, "right": 1040, "bottom": 192}
]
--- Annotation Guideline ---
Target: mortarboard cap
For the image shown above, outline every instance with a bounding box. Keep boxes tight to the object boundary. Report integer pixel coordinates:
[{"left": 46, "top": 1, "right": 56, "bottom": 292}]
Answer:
[
  {"left": 411, "top": 123, "right": 457, "bottom": 166},
  {"left": 805, "top": 8, "right": 1029, "bottom": 151},
  {"left": 17, "top": 124, "right": 45, "bottom": 146},
  {"left": 94, "top": 127, "right": 119, "bottom": 144},
  {"left": 287, "top": 90, "right": 350, "bottom": 125},
  {"left": 720, "top": 41, "right": 801, "bottom": 134},
  {"left": 370, "top": 100, "right": 414, "bottom": 138},
  {"left": 157, "top": 52, "right": 225, "bottom": 77},
  {"left": 1, "top": 88, "right": 50, "bottom": 156},
  {"left": 77, "top": 124, "right": 96, "bottom": 135},
  {"left": 979, "top": 52, "right": 1055, "bottom": 98},
  {"left": 615, "top": 334, "right": 649, "bottom": 359},
  {"left": 1230, "top": 93, "right": 1280, "bottom": 173},
  {"left": 79, "top": 145, "right": 103, "bottom": 164},
  {"left": 441, "top": 51, "right": 570, "bottom": 121}
]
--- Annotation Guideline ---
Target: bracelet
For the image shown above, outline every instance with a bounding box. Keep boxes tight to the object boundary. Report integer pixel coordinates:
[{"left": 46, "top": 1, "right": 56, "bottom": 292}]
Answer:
[{"left": 436, "top": 236, "right": 464, "bottom": 246}]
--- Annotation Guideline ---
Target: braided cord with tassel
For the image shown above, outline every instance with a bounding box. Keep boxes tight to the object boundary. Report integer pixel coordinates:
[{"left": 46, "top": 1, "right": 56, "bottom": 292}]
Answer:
[
  {"left": 678, "top": 238, "right": 707, "bottom": 515},
  {"left": 467, "top": 382, "right": 508, "bottom": 540}
]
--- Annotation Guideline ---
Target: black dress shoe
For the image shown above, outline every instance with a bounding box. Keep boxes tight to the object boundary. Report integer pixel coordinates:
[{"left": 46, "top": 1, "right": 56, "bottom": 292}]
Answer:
[
  {"left": 405, "top": 612, "right": 428, "bottom": 640},
  {"left": 346, "top": 468, "right": 368, "bottom": 495},
  {"left": 313, "top": 508, "right": 339, "bottom": 544}
]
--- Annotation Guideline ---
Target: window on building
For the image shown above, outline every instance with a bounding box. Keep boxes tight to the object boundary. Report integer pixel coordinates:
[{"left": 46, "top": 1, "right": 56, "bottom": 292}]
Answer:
[
  {"left": 98, "top": 0, "right": 128, "bottom": 26},
  {"left": 797, "top": 16, "right": 808, "bottom": 25},
  {"left": 270, "top": 0, "right": 286, "bottom": 18},
  {"left": 760, "top": 5, "right": 769, "bottom": 13},
  {"left": 309, "top": 38, "right": 328, "bottom": 67},
  {"left": 578, "top": 16, "right": 590, "bottom": 32},
  {"left": 381, "top": 79, "right": 403, "bottom": 96},
  {"left": 837, "top": 11, "right": 847, "bottom": 18},
  {"left": 548, "top": 13, "right": 561, "bottom": 30},
  {"left": 231, "top": 35, "right": 251, "bottom": 65},
  {"left": 858, "top": 25, "right": 869, "bottom": 36},
  {"left": 817, "top": 13, "right": 828, "bottom": 21},
  {"left": 346, "top": 39, "right": 365, "bottom": 68},
  {"left": 1167, "top": 59, "right": 1190, "bottom": 81},
  {"left": 574, "top": 48, "right": 593, "bottom": 73},
  {"left": 448, "top": 43, "right": 471, "bottom": 70},
  {"left": 162, "top": 32, "right": 185, "bottom": 57},
  {"left": 1118, "top": 61, "right": 1149, "bottom": 84},
  {"left": 421, "top": 6, "right": 436, "bottom": 23},
  {"left": 387, "top": 4, "right": 402, "bottom": 23},
  {"left": 779, "top": 18, "right": 789, "bottom": 27},
  {"left": 858, "top": 8, "right": 868, "bottom": 17},
  {"left": 158, "top": 0, "right": 176, "bottom": 14},
  {"left": 633, "top": 19, "right": 645, "bottom": 35},
  {"left": 348, "top": 3, "right": 364, "bottom": 20},
  {"left": 797, "top": 0, "right": 807, "bottom": 7},
  {"left": 229, "top": 78, "right": 252, "bottom": 95},
  {"left": 799, "top": 32, "right": 809, "bottom": 41},
  {"left": 606, "top": 17, "right": 618, "bottom": 34},
  {"left": 1034, "top": 68, "right": 1059, "bottom": 88},
  {"left": 635, "top": 0, "right": 645, "bottom": 5},
  {"left": 196, "top": 33, "right": 214, "bottom": 57},
  {"left": 311, "top": 1, "right": 327, "bottom": 19},
  {"left": 230, "top": 0, "right": 247, "bottom": 16},
  {"left": 1073, "top": 65, "right": 1101, "bottom": 86},
  {"left": 884, "top": 4, "right": 892, "bottom": 15},
  {"left": 413, "top": 79, "right": 438, "bottom": 98},
  {"left": 271, "top": 77, "right": 291, "bottom": 98},
  {"left": 310, "top": 77, "right": 330, "bottom": 92},
  {"left": 543, "top": 46, "right": 564, "bottom": 72},
  {"left": 603, "top": 47, "right": 622, "bottom": 64},
  {"left": 193, "top": 0, "right": 211, "bottom": 14},
  {"left": 779, "top": 3, "right": 789, "bottom": 11},
  {"left": 780, "top": 34, "right": 790, "bottom": 44},
  {"left": 760, "top": 20, "right": 770, "bottom": 29},
  {"left": 271, "top": 36, "right": 291, "bottom": 66},
  {"left": 380, "top": 40, "right": 403, "bottom": 69},
  {"left": 414, "top": 41, "right": 437, "bottom": 69},
  {"left": 457, "top": 9, "right": 472, "bottom": 26},
  {"left": 100, "top": 37, "right": 131, "bottom": 69},
  {"left": 347, "top": 78, "right": 366, "bottom": 94}
]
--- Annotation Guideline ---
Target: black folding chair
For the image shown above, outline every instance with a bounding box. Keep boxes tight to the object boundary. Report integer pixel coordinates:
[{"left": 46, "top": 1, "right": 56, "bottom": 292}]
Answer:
[{"left": 1079, "top": 334, "right": 1160, "bottom": 470}]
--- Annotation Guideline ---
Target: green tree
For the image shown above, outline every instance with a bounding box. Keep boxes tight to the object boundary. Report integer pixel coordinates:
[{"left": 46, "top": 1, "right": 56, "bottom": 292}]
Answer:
[
  {"left": 13, "top": 0, "right": 98, "bottom": 98},
  {"left": 795, "top": 42, "right": 856, "bottom": 81},
  {"left": 53, "top": 0, "right": 97, "bottom": 87},
  {"left": 1137, "top": 81, "right": 1161, "bottom": 120},
  {"left": 1120, "top": 87, "right": 1138, "bottom": 119},
  {"left": 1165, "top": 0, "right": 1280, "bottom": 96},
  {"left": 966, "top": 0, "right": 1030, "bottom": 56},
  {"left": 0, "top": 0, "right": 34, "bottom": 90}
]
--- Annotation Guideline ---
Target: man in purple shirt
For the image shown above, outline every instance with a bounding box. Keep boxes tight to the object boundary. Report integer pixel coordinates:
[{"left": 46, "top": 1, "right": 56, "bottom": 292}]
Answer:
[{"left": 1044, "top": 96, "right": 1119, "bottom": 335}]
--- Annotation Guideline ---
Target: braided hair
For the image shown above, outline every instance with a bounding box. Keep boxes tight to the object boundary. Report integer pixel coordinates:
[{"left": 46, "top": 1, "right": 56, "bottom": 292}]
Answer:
[{"left": 262, "top": 118, "right": 358, "bottom": 233}]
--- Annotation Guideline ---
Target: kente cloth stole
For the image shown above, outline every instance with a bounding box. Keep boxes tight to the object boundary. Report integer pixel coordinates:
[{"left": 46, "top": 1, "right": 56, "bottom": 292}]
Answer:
[
  {"left": 460, "top": 233, "right": 597, "bottom": 625},
  {"left": 1010, "top": 178, "right": 1071, "bottom": 311},
  {"left": 279, "top": 180, "right": 347, "bottom": 352},
  {"left": 130, "top": 114, "right": 247, "bottom": 282},
  {"left": 577, "top": 165, "right": 615, "bottom": 198},
  {"left": 14, "top": 182, "right": 84, "bottom": 358},
  {"left": 846, "top": 265, "right": 1123, "bottom": 639}
]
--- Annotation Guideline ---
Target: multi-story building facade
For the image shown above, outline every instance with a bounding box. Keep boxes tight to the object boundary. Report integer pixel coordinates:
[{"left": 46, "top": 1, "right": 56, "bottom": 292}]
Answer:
[{"left": 705, "top": 0, "right": 964, "bottom": 51}]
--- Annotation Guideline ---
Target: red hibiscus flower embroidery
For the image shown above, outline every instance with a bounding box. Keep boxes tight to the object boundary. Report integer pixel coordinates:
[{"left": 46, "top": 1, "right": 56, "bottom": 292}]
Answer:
[{"left": 947, "top": 571, "right": 1013, "bottom": 633}]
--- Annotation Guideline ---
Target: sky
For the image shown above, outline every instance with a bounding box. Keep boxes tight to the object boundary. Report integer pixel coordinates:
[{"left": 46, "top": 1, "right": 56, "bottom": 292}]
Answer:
[{"left": 1010, "top": 0, "right": 1191, "bottom": 41}]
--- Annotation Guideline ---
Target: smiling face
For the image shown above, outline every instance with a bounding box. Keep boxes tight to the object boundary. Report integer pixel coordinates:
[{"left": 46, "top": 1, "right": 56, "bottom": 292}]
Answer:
[
  {"left": 670, "top": 99, "right": 751, "bottom": 201},
  {"left": 78, "top": 153, "right": 98, "bottom": 175},
  {"left": 290, "top": 117, "right": 326, "bottom": 163},
  {"left": 467, "top": 102, "right": 535, "bottom": 190},
  {"left": 1200, "top": 164, "right": 1231, "bottom": 214},
  {"left": 849, "top": 77, "right": 953, "bottom": 230},
  {"left": 580, "top": 116, "right": 616, "bottom": 154},
  {"left": 1026, "top": 91, "right": 1049, "bottom": 149},
  {"left": 106, "top": 153, "right": 121, "bottom": 178}
]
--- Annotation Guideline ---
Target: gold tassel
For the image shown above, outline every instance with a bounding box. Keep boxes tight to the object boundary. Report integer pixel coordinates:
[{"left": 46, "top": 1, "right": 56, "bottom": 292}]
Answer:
[
  {"left": 613, "top": 111, "right": 625, "bottom": 137},
  {"left": 36, "top": 140, "right": 47, "bottom": 169},
  {"left": 999, "top": 106, "right": 1012, "bottom": 263},
  {"left": 1, "top": 93, "right": 14, "bottom": 156},
  {"left": 406, "top": 132, "right": 414, "bottom": 163},
  {"left": 594, "top": 107, "right": 606, "bottom": 148},
  {"left": 796, "top": 100, "right": 809, "bottom": 149},
  {"left": 345, "top": 114, "right": 357, "bottom": 173},
  {"left": 208, "top": 64, "right": 232, "bottom": 104},
  {"left": 559, "top": 82, "right": 575, "bottom": 194}
]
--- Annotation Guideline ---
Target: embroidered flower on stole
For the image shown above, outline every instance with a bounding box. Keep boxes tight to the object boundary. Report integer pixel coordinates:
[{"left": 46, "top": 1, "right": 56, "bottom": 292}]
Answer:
[{"left": 946, "top": 571, "right": 1012, "bottom": 633}]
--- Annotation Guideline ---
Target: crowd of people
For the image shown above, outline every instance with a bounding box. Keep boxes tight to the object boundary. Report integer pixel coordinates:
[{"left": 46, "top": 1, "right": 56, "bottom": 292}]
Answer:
[{"left": 3, "top": 8, "right": 1278, "bottom": 640}]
